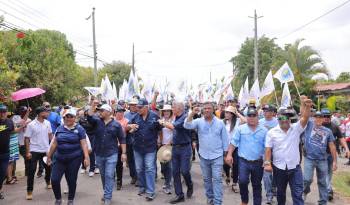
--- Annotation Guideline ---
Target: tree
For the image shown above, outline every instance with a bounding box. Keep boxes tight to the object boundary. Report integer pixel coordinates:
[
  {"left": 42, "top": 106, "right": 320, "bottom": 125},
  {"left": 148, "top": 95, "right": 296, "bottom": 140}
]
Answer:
[
  {"left": 97, "top": 61, "right": 131, "bottom": 89},
  {"left": 230, "top": 36, "right": 283, "bottom": 93},
  {"left": 336, "top": 72, "right": 350, "bottom": 83}
]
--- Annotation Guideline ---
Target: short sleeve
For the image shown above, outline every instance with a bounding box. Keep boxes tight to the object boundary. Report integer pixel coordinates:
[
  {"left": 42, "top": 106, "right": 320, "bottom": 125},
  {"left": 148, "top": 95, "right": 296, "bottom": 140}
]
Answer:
[
  {"left": 24, "top": 123, "right": 33, "bottom": 138},
  {"left": 327, "top": 130, "right": 335, "bottom": 143},
  {"left": 78, "top": 126, "right": 87, "bottom": 140},
  {"left": 231, "top": 126, "right": 241, "bottom": 147},
  {"left": 265, "top": 130, "right": 273, "bottom": 148}
]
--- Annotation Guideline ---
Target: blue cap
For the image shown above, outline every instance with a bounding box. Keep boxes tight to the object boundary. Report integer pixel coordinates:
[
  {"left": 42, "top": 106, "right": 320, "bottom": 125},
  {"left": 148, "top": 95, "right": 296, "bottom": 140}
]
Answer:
[
  {"left": 0, "top": 104, "right": 8, "bottom": 112},
  {"left": 321, "top": 108, "right": 331, "bottom": 116},
  {"left": 137, "top": 98, "right": 149, "bottom": 106}
]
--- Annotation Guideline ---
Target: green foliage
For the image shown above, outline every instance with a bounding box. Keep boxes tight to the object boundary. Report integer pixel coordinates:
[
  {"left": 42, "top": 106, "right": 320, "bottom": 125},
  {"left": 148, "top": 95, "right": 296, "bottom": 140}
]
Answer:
[
  {"left": 336, "top": 72, "right": 350, "bottom": 83},
  {"left": 97, "top": 61, "right": 131, "bottom": 89}
]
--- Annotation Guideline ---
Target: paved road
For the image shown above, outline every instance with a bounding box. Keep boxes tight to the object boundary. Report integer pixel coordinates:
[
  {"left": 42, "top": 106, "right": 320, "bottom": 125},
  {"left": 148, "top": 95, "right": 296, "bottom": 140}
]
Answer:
[{"left": 1, "top": 156, "right": 347, "bottom": 205}]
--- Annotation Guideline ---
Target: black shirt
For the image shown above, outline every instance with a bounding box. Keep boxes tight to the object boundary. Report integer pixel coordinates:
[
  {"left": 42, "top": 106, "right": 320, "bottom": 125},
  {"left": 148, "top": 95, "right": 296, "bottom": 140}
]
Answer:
[
  {"left": 0, "top": 118, "right": 15, "bottom": 156},
  {"left": 323, "top": 122, "right": 343, "bottom": 154}
]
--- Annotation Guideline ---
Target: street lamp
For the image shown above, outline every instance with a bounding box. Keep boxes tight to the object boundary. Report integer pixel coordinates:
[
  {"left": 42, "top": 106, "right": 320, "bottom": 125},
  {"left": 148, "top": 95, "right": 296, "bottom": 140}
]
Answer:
[{"left": 132, "top": 43, "right": 152, "bottom": 73}]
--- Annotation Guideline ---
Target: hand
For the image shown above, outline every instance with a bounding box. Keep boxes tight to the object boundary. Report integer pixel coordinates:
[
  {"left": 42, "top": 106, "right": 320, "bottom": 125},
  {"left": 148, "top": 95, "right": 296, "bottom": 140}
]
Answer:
[
  {"left": 121, "top": 153, "right": 127, "bottom": 162},
  {"left": 46, "top": 157, "right": 52, "bottom": 166},
  {"left": 264, "top": 164, "right": 273, "bottom": 172},
  {"left": 158, "top": 119, "right": 164, "bottom": 126},
  {"left": 345, "top": 151, "right": 350, "bottom": 158},
  {"left": 154, "top": 90, "right": 160, "bottom": 96},
  {"left": 225, "top": 155, "right": 233, "bottom": 167},
  {"left": 192, "top": 107, "right": 201, "bottom": 115},
  {"left": 332, "top": 162, "right": 337, "bottom": 171},
  {"left": 26, "top": 152, "right": 32, "bottom": 160},
  {"left": 300, "top": 95, "right": 313, "bottom": 107},
  {"left": 84, "top": 157, "right": 90, "bottom": 168}
]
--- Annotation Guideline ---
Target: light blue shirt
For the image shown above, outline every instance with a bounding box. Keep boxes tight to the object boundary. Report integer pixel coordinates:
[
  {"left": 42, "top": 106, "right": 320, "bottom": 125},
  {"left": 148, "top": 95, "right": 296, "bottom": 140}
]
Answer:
[
  {"left": 259, "top": 117, "right": 278, "bottom": 130},
  {"left": 184, "top": 116, "right": 228, "bottom": 160},
  {"left": 231, "top": 124, "right": 268, "bottom": 161}
]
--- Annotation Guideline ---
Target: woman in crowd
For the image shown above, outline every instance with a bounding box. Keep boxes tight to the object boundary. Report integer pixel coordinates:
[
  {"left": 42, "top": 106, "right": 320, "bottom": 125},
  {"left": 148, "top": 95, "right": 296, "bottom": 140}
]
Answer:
[
  {"left": 158, "top": 104, "right": 174, "bottom": 194},
  {"left": 222, "top": 105, "right": 246, "bottom": 193},
  {"left": 47, "top": 108, "right": 90, "bottom": 205}
]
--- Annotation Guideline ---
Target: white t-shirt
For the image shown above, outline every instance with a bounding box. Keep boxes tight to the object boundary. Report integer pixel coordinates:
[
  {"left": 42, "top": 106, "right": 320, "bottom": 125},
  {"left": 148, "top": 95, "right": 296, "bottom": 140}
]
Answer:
[
  {"left": 161, "top": 118, "right": 173, "bottom": 145},
  {"left": 24, "top": 118, "right": 52, "bottom": 153}
]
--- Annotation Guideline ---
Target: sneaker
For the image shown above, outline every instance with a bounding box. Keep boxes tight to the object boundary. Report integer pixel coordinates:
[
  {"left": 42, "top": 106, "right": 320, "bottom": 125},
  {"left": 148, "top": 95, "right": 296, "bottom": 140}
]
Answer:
[
  {"left": 88, "top": 171, "right": 95, "bottom": 177},
  {"left": 47, "top": 183, "right": 52, "bottom": 189},
  {"left": 206, "top": 198, "right": 214, "bottom": 205},
  {"left": 94, "top": 168, "right": 100, "bottom": 174},
  {"left": 67, "top": 199, "right": 74, "bottom": 205},
  {"left": 145, "top": 193, "right": 156, "bottom": 201},
  {"left": 138, "top": 190, "right": 146, "bottom": 196},
  {"left": 36, "top": 172, "right": 43, "bottom": 178},
  {"left": 163, "top": 188, "right": 172, "bottom": 195},
  {"left": 328, "top": 191, "right": 334, "bottom": 201},
  {"left": 104, "top": 199, "right": 111, "bottom": 205},
  {"left": 186, "top": 185, "right": 193, "bottom": 198},
  {"left": 54, "top": 199, "right": 62, "bottom": 205},
  {"left": 26, "top": 192, "right": 33, "bottom": 200},
  {"left": 80, "top": 169, "right": 86, "bottom": 174},
  {"left": 130, "top": 177, "right": 137, "bottom": 185},
  {"left": 116, "top": 183, "right": 122, "bottom": 190},
  {"left": 0, "top": 192, "right": 4, "bottom": 200},
  {"left": 64, "top": 189, "right": 68, "bottom": 194},
  {"left": 266, "top": 198, "right": 273, "bottom": 204}
]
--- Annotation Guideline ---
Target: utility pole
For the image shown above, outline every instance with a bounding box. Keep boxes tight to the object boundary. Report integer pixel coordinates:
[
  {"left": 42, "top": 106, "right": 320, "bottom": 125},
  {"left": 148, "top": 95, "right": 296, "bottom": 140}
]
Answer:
[
  {"left": 92, "top": 7, "right": 98, "bottom": 86},
  {"left": 249, "top": 10, "right": 263, "bottom": 80},
  {"left": 132, "top": 43, "right": 135, "bottom": 74}
]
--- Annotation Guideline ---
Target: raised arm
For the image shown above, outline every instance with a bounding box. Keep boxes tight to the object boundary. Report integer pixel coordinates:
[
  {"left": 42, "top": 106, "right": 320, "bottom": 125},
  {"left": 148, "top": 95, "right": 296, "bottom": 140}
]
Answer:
[{"left": 299, "top": 95, "right": 313, "bottom": 128}]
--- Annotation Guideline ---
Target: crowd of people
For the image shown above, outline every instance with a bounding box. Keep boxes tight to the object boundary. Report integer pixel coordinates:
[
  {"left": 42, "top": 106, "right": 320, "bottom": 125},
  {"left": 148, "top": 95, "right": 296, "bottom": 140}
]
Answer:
[{"left": 0, "top": 92, "right": 350, "bottom": 205}]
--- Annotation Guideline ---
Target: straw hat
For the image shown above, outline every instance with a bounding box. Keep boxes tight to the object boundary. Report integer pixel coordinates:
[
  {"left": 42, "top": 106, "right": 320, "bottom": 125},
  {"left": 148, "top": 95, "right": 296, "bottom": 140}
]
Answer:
[
  {"left": 224, "top": 106, "right": 236, "bottom": 114},
  {"left": 157, "top": 145, "right": 172, "bottom": 163}
]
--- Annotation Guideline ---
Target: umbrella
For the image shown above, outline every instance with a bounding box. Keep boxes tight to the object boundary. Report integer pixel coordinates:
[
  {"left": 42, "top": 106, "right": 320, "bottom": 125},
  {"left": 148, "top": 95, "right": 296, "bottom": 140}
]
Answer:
[{"left": 11, "top": 88, "right": 46, "bottom": 101}]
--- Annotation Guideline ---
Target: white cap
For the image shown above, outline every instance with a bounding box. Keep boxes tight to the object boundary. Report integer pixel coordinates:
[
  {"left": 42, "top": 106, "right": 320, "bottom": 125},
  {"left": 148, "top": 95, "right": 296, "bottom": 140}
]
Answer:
[
  {"left": 99, "top": 104, "right": 112, "bottom": 112},
  {"left": 63, "top": 108, "right": 77, "bottom": 117}
]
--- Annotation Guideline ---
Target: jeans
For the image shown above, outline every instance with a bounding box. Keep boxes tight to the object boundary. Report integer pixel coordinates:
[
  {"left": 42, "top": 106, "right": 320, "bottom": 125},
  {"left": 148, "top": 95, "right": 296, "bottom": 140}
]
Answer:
[
  {"left": 116, "top": 146, "right": 123, "bottom": 185},
  {"left": 199, "top": 155, "right": 224, "bottom": 205},
  {"left": 0, "top": 154, "right": 9, "bottom": 190},
  {"left": 238, "top": 157, "right": 264, "bottom": 205},
  {"left": 273, "top": 165, "right": 303, "bottom": 205},
  {"left": 51, "top": 156, "right": 82, "bottom": 200},
  {"left": 263, "top": 171, "right": 274, "bottom": 201},
  {"left": 223, "top": 149, "right": 238, "bottom": 183},
  {"left": 81, "top": 136, "right": 95, "bottom": 172},
  {"left": 134, "top": 150, "right": 156, "bottom": 194},
  {"left": 326, "top": 154, "right": 333, "bottom": 194},
  {"left": 172, "top": 145, "right": 193, "bottom": 197},
  {"left": 160, "top": 161, "right": 172, "bottom": 189},
  {"left": 96, "top": 153, "right": 118, "bottom": 200},
  {"left": 27, "top": 152, "right": 51, "bottom": 192},
  {"left": 303, "top": 157, "right": 328, "bottom": 205},
  {"left": 127, "top": 144, "right": 137, "bottom": 179}
]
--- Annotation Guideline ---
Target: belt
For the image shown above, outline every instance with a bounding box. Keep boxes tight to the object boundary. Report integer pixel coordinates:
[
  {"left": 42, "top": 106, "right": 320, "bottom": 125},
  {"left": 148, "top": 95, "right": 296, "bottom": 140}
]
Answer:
[
  {"left": 239, "top": 157, "right": 263, "bottom": 163},
  {"left": 172, "top": 143, "right": 190, "bottom": 147}
]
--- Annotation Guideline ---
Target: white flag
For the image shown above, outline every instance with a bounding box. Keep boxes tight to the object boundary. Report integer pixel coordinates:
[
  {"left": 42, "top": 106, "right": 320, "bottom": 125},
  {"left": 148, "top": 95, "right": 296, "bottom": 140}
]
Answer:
[
  {"left": 141, "top": 78, "right": 153, "bottom": 102},
  {"left": 103, "top": 74, "right": 114, "bottom": 101},
  {"left": 84, "top": 87, "right": 100, "bottom": 97},
  {"left": 241, "top": 76, "right": 249, "bottom": 106},
  {"left": 281, "top": 83, "right": 291, "bottom": 108},
  {"left": 274, "top": 62, "right": 295, "bottom": 84},
  {"left": 260, "top": 70, "right": 275, "bottom": 98},
  {"left": 250, "top": 78, "right": 260, "bottom": 105},
  {"left": 238, "top": 85, "right": 244, "bottom": 103},
  {"left": 112, "top": 82, "right": 117, "bottom": 100}
]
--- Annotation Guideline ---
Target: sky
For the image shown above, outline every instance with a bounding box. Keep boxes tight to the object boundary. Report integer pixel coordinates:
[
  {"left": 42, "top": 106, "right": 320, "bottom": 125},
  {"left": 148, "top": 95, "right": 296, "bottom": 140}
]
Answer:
[{"left": 1, "top": 0, "right": 349, "bottom": 88}]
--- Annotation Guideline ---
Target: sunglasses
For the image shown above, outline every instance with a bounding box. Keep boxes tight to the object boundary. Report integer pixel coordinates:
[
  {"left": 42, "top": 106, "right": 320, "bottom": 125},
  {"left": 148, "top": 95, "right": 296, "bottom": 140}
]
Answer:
[
  {"left": 137, "top": 105, "right": 144, "bottom": 108},
  {"left": 278, "top": 115, "right": 289, "bottom": 121},
  {"left": 247, "top": 114, "right": 257, "bottom": 117}
]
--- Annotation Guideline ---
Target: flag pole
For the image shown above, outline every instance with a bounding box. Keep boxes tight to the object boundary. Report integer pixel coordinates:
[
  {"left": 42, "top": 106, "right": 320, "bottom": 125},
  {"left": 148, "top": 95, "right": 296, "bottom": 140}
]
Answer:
[
  {"left": 274, "top": 90, "right": 279, "bottom": 107},
  {"left": 293, "top": 81, "right": 301, "bottom": 97}
]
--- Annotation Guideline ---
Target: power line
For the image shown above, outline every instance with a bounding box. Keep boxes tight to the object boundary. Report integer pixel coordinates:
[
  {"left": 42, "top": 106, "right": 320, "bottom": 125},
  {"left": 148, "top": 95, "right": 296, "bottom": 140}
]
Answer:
[{"left": 280, "top": 0, "right": 350, "bottom": 38}]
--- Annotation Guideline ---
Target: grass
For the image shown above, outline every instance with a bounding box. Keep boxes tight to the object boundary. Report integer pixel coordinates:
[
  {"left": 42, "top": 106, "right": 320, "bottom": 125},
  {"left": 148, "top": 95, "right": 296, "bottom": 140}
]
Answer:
[{"left": 333, "top": 171, "right": 350, "bottom": 197}]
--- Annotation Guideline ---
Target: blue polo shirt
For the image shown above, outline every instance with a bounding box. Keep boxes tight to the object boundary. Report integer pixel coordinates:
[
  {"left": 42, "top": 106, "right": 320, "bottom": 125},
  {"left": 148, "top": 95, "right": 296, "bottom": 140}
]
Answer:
[
  {"left": 87, "top": 115, "right": 125, "bottom": 157},
  {"left": 129, "top": 110, "right": 161, "bottom": 153},
  {"left": 231, "top": 124, "right": 268, "bottom": 161},
  {"left": 54, "top": 124, "right": 86, "bottom": 160},
  {"left": 172, "top": 112, "right": 192, "bottom": 145}
]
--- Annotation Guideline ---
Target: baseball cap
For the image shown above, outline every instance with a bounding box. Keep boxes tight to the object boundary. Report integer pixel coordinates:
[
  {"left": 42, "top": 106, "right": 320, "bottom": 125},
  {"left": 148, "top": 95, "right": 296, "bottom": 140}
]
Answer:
[
  {"left": 35, "top": 106, "right": 49, "bottom": 115},
  {"left": 321, "top": 108, "right": 331, "bottom": 116},
  {"left": 128, "top": 98, "right": 139, "bottom": 105},
  {"left": 98, "top": 104, "right": 112, "bottom": 112},
  {"left": 0, "top": 104, "right": 8, "bottom": 112},
  {"left": 115, "top": 105, "right": 126, "bottom": 112},
  {"left": 137, "top": 98, "right": 148, "bottom": 107},
  {"left": 63, "top": 108, "right": 77, "bottom": 117},
  {"left": 118, "top": 100, "right": 125, "bottom": 106},
  {"left": 314, "top": 111, "right": 323, "bottom": 118},
  {"left": 246, "top": 107, "right": 258, "bottom": 116},
  {"left": 278, "top": 107, "right": 295, "bottom": 117},
  {"left": 262, "top": 104, "right": 276, "bottom": 112}
]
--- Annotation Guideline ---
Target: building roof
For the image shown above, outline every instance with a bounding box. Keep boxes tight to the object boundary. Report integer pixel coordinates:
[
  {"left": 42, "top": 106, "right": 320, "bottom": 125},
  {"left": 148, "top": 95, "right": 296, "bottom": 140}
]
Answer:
[{"left": 315, "top": 83, "right": 350, "bottom": 92}]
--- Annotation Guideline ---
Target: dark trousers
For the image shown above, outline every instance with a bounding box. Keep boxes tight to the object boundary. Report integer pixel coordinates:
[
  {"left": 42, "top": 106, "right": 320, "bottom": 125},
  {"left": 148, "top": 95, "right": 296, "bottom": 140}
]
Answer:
[
  {"left": 0, "top": 154, "right": 9, "bottom": 190},
  {"left": 273, "top": 165, "right": 303, "bottom": 205},
  {"left": 223, "top": 149, "right": 239, "bottom": 183},
  {"left": 172, "top": 145, "right": 193, "bottom": 197},
  {"left": 81, "top": 136, "right": 96, "bottom": 172},
  {"left": 19, "top": 145, "right": 30, "bottom": 176},
  {"left": 51, "top": 156, "right": 82, "bottom": 200},
  {"left": 27, "top": 152, "right": 51, "bottom": 192},
  {"left": 127, "top": 144, "right": 137, "bottom": 179},
  {"left": 160, "top": 160, "right": 172, "bottom": 188},
  {"left": 116, "top": 146, "right": 123, "bottom": 184},
  {"left": 238, "top": 157, "right": 264, "bottom": 205}
]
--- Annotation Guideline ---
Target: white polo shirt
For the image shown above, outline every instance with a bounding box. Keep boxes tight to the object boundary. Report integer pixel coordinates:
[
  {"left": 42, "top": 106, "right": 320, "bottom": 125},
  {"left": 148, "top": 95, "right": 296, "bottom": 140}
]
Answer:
[
  {"left": 24, "top": 118, "right": 52, "bottom": 153},
  {"left": 265, "top": 121, "right": 305, "bottom": 170}
]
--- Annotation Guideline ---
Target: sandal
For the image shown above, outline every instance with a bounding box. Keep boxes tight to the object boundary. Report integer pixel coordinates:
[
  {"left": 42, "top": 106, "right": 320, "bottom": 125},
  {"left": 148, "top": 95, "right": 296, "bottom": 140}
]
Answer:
[
  {"left": 6, "top": 178, "right": 16, "bottom": 185},
  {"left": 231, "top": 183, "right": 239, "bottom": 193}
]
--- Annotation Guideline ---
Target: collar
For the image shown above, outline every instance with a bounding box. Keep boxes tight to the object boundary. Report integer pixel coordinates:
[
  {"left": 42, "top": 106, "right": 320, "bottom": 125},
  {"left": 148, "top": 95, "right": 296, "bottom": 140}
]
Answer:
[{"left": 64, "top": 123, "right": 77, "bottom": 130}]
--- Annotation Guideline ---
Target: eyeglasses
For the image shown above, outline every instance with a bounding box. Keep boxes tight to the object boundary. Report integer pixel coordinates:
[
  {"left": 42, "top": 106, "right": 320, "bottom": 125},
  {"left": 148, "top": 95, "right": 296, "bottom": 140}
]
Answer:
[{"left": 278, "top": 115, "right": 289, "bottom": 121}]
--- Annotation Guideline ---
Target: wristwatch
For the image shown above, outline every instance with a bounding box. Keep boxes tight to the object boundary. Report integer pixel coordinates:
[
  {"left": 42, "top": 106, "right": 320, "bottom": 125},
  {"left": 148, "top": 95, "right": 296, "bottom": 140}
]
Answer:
[{"left": 263, "top": 160, "right": 271, "bottom": 166}]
